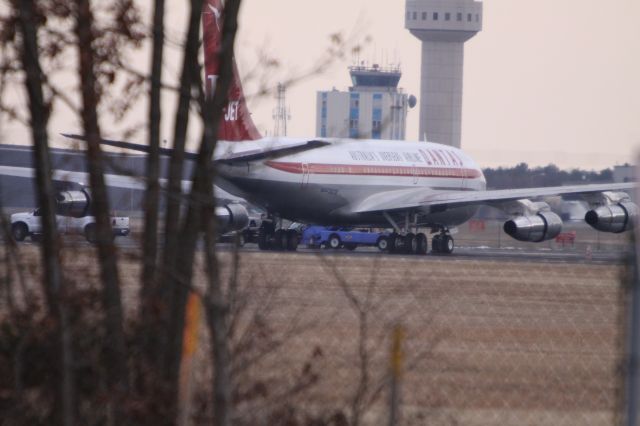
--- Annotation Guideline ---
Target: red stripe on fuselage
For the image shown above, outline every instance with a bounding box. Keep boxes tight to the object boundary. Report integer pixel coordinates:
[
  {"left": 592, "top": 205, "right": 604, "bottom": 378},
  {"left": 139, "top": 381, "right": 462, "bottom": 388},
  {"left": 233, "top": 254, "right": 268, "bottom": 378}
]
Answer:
[{"left": 265, "top": 161, "right": 483, "bottom": 179}]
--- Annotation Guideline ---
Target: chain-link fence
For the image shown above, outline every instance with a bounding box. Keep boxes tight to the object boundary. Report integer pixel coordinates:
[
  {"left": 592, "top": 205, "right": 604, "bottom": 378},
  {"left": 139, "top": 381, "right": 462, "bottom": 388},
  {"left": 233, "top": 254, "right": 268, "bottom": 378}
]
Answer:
[
  {"left": 0, "top": 229, "right": 635, "bottom": 425},
  {"left": 184, "top": 243, "right": 632, "bottom": 426}
]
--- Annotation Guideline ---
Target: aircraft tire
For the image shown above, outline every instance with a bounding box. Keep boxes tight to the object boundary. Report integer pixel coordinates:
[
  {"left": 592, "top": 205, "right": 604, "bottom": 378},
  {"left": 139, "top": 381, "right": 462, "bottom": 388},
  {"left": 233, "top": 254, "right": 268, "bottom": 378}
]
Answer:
[
  {"left": 11, "top": 222, "right": 28, "bottom": 242},
  {"left": 258, "top": 221, "right": 275, "bottom": 250},
  {"left": 328, "top": 234, "right": 341, "bottom": 249},
  {"left": 388, "top": 233, "right": 397, "bottom": 253},
  {"left": 394, "top": 234, "right": 405, "bottom": 254},
  {"left": 431, "top": 234, "right": 442, "bottom": 253},
  {"left": 416, "top": 233, "right": 428, "bottom": 255},
  {"left": 442, "top": 235, "right": 454, "bottom": 254},
  {"left": 376, "top": 236, "right": 389, "bottom": 251},
  {"left": 405, "top": 233, "right": 416, "bottom": 254}
]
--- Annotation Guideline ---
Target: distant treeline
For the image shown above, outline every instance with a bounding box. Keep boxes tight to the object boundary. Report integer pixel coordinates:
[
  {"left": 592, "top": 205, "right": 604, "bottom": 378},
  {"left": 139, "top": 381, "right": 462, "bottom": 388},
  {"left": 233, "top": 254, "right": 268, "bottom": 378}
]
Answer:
[{"left": 482, "top": 163, "right": 614, "bottom": 189}]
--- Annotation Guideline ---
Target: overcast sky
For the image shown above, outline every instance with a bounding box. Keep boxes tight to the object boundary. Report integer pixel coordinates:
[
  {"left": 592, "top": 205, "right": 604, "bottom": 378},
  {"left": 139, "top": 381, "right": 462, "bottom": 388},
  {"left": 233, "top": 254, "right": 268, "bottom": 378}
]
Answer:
[
  {"left": 235, "top": 0, "right": 640, "bottom": 169},
  {"left": 3, "top": 0, "right": 639, "bottom": 169}
]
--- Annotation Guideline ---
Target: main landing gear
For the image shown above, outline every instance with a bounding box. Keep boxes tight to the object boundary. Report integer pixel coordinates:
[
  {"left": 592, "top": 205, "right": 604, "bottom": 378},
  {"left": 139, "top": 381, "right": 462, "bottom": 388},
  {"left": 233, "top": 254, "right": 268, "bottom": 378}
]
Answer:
[
  {"left": 386, "top": 232, "right": 429, "bottom": 255},
  {"left": 431, "top": 231, "right": 455, "bottom": 255},
  {"left": 385, "top": 230, "right": 454, "bottom": 255},
  {"left": 257, "top": 219, "right": 299, "bottom": 251},
  {"left": 382, "top": 212, "right": 454, "bottom": 255}
]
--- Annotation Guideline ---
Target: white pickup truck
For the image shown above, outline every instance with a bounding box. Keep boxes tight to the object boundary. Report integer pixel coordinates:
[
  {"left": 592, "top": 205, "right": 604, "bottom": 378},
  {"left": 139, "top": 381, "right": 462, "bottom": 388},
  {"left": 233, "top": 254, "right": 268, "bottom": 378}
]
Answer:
[{"left": 10, "top": 209, "right": 130, "bottom": 243}]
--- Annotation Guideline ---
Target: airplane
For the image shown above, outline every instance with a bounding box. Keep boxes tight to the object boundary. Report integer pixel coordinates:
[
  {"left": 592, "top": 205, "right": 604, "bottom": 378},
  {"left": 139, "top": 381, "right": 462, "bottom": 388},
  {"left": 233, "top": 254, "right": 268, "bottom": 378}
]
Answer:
[{"left": 1, "top": 0, "right": 636, "bottom": 254}]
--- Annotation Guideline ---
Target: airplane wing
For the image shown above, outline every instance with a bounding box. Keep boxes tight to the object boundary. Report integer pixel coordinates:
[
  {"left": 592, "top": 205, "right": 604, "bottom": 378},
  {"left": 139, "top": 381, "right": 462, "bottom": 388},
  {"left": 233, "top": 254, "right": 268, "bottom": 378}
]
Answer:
[
  {"left": 0, "top": 165, "right": 147, "bottom": 190},
  {"left": 351, "top": 182, "right": 637, "bottom": 214},
  {"left": 62, "top": 134, "right": 199, "bottom": 160},
  {"left": 62, "top": 134, "right": 331, "bottom": 163},
  {"left": 215, "top": 140, "right": 330, "bottom": 163},
  {"left": 0, "top": 165, "right": 245, "bottom": 203}
]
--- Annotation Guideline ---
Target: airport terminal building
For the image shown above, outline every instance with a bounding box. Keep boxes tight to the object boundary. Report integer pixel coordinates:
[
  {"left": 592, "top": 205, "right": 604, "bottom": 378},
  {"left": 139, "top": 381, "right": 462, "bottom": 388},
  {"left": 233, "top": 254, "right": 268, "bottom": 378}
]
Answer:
[{"left": 315, "top": 65, "right": 414, "bottom": 141}]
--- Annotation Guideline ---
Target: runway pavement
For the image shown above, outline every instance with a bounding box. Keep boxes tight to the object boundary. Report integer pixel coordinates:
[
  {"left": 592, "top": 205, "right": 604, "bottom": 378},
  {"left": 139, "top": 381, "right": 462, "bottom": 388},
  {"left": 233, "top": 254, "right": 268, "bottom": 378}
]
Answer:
[{"left": 1, "top": 235, "right": 628, "bottom": 265}]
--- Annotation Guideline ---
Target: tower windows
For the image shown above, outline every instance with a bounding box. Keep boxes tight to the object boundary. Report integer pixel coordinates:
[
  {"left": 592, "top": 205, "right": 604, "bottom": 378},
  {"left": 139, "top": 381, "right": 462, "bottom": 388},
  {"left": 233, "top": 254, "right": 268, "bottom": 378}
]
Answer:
[
  {"left": 412, "top": 11, "right": 417, "bottom": 20},
  {"left": 422, "top": 11, "right": 427, "bottom": 20},
  {"left": 445, "top": 12, "right": 450, "bottom": 21},
  {"left": 433, "top": 12, "right": 438, "bottom": 20},
  {"left": 457, "top": 12, "right": 462, "bottom": 21},
  {"left": 467, "top": 13, "right": 472, "bottom": 22}
]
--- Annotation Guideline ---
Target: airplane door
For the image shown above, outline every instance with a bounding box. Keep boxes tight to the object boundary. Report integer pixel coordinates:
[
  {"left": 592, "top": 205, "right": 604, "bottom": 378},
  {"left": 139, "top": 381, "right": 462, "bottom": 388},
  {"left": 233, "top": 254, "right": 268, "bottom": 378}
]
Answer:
[{"left": 301, "top": 163, "right": 310, "bottom": 188}]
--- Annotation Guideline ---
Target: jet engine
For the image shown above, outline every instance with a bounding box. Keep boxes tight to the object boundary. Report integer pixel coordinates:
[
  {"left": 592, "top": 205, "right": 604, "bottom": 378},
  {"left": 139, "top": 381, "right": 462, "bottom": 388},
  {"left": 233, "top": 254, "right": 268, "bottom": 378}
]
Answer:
[
  {"left": 55, "top": 189, "right": 92, "bottom": 217},
  {"left": 503, "top": 211, "right": 563, "bottom": 242},
  {"left": 585, "top": 201, "right": 637, "bottom": 233},
  {"left": 215, "top": 203, "right": 249, "bottom": 233}
]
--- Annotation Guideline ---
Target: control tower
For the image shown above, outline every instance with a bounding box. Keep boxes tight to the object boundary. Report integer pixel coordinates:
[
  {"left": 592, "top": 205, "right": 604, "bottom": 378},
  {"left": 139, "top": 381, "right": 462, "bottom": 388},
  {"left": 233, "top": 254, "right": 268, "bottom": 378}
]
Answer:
[
  {"left": 316, "top": 64, "right": 414, "bottom": 140},
  {"left": 405, "top": 0, "right": 482, "bottom": 148}
]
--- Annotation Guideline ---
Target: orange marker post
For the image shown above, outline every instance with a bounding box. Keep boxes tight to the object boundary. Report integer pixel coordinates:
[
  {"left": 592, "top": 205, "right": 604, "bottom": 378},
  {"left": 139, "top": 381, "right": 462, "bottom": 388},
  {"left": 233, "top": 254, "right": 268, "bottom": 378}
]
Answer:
[{"left": 177, "top": 292, "right": 203, "bottom": 426}]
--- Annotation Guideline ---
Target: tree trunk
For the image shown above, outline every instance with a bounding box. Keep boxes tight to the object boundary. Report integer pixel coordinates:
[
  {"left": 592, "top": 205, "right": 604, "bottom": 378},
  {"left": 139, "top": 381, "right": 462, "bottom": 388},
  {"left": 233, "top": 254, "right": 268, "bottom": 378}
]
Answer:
[
  {"left": 16, "top": 1, "right": 74, "bottom": 424},
  {"left": 140, "top": 0, "right": 165, "bottom": 382},
  {"left": 73, "top": 0, "right": 128, "bottom": 410},
  {"left": 141, "top": 0, "right": 165, "bottom": 315},
  {"left": 148, "top": 0, "right": 205, "bottom": 420},
  {"left": 158, "top": 0, "right": 203, "bottom": 383},
  {"left": 173, "top": 2, "right": 244, "bottom": 425}
]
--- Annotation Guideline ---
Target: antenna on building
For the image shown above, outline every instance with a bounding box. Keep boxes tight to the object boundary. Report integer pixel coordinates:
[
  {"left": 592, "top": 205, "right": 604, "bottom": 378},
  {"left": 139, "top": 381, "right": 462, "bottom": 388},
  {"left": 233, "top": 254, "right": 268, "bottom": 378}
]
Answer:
[{"left": 272, "top": 83, "right": 291, "bottom": 137}]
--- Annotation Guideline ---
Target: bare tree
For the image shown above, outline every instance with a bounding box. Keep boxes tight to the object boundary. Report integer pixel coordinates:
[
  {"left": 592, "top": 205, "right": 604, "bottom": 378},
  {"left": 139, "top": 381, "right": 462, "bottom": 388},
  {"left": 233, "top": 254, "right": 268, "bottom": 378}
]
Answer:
[
  {"left": 157, "top": 0, "right": 205, "bottom": 411},
  {"left": 72, "top": 0, "right": 129, "bottom": 417},
  {"left": 14, "top": 1, "right": 74, "bottom": 424},
  {"left": 138, "top": 0, "right": 165, "bottom": 395},
  {"left": 140, "top": 0, "right": 165, "bottom": 318},
  {"left": 171, "top": 0, "right": 243, "bottom": 422}
]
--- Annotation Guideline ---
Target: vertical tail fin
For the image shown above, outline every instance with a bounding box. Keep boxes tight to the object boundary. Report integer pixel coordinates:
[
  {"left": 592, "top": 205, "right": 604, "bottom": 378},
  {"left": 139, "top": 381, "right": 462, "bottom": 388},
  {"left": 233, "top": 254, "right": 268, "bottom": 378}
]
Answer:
[{"left": 202, "top": 0, "right": 261, "bottom": 141}]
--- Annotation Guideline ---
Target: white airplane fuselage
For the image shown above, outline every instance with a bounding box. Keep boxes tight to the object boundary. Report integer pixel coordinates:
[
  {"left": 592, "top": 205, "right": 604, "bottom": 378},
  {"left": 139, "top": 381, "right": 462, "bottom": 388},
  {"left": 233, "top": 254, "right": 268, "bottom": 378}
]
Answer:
[{"left": 215, "top": 137, "right": 487, "bottom": 228}]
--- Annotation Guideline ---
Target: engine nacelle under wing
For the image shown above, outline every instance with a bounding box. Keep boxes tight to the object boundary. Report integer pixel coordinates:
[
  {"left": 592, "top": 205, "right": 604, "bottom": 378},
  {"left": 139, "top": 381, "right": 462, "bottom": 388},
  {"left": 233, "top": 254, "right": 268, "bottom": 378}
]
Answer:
[
  {"left": 55, "top": 190, "right": 91, "bottom": 218},
  {"left": 215, "top": 203, "right": 249, "bottom": 233},
  {"left": 585, "top": 201, "right": 637, "bottom": 233},
  {"left": 503, "top": 211, "right": 563, "bottom": 242}
]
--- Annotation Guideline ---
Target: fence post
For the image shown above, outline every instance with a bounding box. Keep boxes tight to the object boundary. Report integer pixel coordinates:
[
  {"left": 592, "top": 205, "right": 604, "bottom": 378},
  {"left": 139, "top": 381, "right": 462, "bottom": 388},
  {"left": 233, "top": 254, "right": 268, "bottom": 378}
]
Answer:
[
  {"left": 389, "top": 324, "right": 405, "bottom": 426},
  {"left": 625, "top": 159, "right": 640, "bottom": 426},
  {"left": 178, "top": 292, "right": 202, "bottom": 426}
]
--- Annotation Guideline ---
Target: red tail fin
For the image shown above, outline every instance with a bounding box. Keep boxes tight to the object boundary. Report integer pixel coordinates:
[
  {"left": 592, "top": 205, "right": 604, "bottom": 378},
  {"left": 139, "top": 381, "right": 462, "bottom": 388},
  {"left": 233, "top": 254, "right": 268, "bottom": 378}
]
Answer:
[{"left": 203, "top": 0, "right": 261, "bottom": 141}]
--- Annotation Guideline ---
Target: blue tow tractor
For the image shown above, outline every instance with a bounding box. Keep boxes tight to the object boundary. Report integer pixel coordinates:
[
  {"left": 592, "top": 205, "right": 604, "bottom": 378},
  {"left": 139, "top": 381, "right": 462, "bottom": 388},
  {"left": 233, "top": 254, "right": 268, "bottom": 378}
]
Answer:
[{"left": 301, "top": 226, "right": 391, "bottom": 251}]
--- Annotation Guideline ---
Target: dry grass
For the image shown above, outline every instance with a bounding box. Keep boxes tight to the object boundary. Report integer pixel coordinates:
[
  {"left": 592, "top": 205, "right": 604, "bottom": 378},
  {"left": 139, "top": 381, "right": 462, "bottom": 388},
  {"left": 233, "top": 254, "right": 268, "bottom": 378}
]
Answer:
[{"left": 2, "top": 244, "right": 629, "bottom": 425}]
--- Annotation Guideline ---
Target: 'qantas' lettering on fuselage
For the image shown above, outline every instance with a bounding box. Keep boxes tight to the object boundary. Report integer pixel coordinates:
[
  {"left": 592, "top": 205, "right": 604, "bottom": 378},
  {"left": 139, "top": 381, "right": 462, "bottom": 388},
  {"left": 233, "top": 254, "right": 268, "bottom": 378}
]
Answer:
[{"left": 347, "top": 149, "right": 464, "bottom": 167}]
